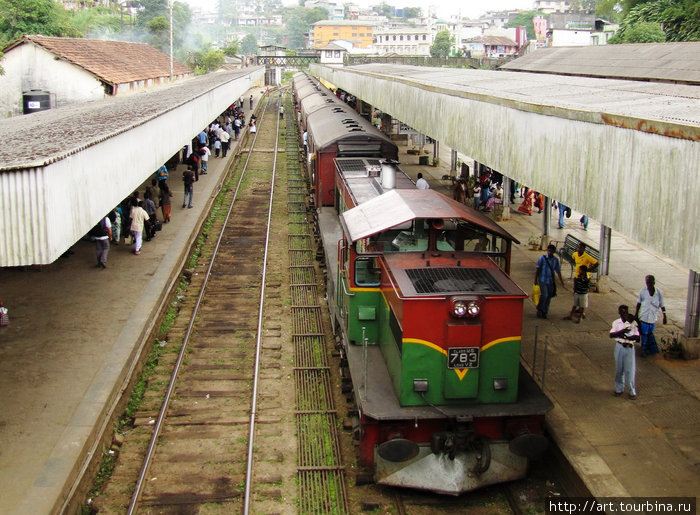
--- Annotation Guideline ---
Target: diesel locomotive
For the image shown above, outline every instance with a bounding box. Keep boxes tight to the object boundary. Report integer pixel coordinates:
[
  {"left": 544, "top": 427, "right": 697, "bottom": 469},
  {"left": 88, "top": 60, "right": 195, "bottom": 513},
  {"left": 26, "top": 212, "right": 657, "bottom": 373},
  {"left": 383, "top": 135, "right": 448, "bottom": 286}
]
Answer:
[{"left": 297, "top": 74, "right": 552, "bottom": 495}]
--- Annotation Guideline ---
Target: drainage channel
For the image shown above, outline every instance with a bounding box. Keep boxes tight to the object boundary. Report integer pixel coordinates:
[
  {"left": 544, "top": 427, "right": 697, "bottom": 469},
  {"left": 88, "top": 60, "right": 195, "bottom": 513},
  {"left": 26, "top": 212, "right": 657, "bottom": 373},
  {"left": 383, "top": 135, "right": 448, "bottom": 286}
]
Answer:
[{"left": 285, "top": 103, "right": 349, "bottom": 514}]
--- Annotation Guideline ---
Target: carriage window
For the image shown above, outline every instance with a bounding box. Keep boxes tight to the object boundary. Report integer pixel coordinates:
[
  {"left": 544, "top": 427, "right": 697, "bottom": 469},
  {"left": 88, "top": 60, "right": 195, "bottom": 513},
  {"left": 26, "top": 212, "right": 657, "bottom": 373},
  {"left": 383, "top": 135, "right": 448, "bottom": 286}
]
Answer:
[{"left": 355, "top": 257, "right": 381, "bottom": 286}]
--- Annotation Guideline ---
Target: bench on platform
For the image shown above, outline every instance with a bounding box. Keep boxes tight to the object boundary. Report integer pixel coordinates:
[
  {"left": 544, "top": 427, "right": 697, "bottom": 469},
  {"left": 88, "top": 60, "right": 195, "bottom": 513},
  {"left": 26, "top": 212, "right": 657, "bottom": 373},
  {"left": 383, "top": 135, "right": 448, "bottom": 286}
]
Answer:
[{"left": 554, "top": 234, "right": 600, "bottom": 286}]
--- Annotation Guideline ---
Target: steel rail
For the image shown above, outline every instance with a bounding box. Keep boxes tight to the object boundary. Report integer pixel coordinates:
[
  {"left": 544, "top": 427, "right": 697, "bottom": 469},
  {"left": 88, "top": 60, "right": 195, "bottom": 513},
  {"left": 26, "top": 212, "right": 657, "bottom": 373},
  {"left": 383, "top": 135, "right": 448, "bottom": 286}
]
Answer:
[
  {"left": 243, "top": 95, "right": 281, "bottom": 515},
  {"left": 126, "top": 97, "right": 272, "bottom": 515}
]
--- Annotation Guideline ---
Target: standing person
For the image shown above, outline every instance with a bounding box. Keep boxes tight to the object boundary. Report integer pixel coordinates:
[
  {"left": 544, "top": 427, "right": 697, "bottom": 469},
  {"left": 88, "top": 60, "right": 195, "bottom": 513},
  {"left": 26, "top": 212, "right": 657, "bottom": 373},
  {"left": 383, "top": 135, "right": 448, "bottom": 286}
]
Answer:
[
  {"left": 279, "top": 105, "right": 284, "bottom": 119},
  {"left": 249, "top": 95, "right": 253, "bottom": 110},
  {"left": 90, "top": 215, "right": 112, "bottom": 268},
  {"left": 557, "top": 202, "right": 568, "bottom": 229},
  {"left": 415, "top": 173, "right": 430, "bottom": 190},
  {"left": 130, "top": 200, "right": 150, "bottom": 255},
  {"left": 155, "top": 165, "right": 169, "bottom": 189},
  {"left": 219, "top": 127, "right": 230, "bottom": 158},
  {"left": 610, "top": 305, "right": 640, "bottom": 400},
  {"left": 302, "top": 130, "right": 308, "bottom": 156},
  {"left": 234, "top": 117, "right": 242, "bottom": 140},
  {"left": 564, "top": 265, "right": 590, "bottom": 322},
  {"left": 518, "top": 188, "right": 534, "bottom": 215},
  {"left": 110, "top": 207, "right": 121, "bottom": 246},
  {"left": 534, "top": 244, "right": 566, "bottom": 319},
  {"left": 249, "top": 120, "right": 257, "bottom": 134},
  {"left": 143, "top": 191, "right": 158, "bottom": 241},
  {"left": 0, "top": 298, "right": 8, "bottom": 328},
  {"left": 213, "top": 137, "right": 222, "bottom": 158},
  {"left": 159, "top": 182, "right": 172, "bottom": 222},
  {"left": 183, "top": 167, "right": 195, "bottom": 209},
  {"left": 580, "top": 215, "right": 589, "bottom": 230},
  {"left": 634, "top": 275, "right": 666, "bottom": 356},
  {"left": 199, "top": 144, "right": 211, "bottom": 174},
  {"left": 573, "top": 242, "right": 598, "bottom": 279}
]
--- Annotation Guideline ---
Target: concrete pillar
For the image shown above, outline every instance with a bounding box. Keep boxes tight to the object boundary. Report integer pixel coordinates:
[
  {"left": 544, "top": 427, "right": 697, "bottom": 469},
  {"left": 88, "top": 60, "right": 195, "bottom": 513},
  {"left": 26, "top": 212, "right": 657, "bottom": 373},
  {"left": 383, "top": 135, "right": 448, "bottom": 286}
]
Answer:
[
  {"left": 686, "top": 270, "right": 700, "bottom": 338},
  {"left": 499, "top": 178, "right": 511, "bottom": 221},
  {"left": 433, "top": 140, "right": 439, "bottom": 165},
  {"left": 541, "top": 195, "right": 551, "bottom": 249},
  {"left": 597, "top": 225, "right": 612, "bottom": 293},
  {"left": 451, "top": 149, "right": 457, "bottom": 173}
]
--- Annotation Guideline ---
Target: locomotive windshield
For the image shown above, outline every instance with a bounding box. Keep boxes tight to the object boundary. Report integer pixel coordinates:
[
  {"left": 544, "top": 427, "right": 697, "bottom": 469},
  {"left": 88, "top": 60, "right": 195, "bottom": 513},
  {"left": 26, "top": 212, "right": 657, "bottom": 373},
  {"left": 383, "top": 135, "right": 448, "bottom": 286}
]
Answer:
[{"left": 355, "top": 218, "right": 507, "bottom": 268}]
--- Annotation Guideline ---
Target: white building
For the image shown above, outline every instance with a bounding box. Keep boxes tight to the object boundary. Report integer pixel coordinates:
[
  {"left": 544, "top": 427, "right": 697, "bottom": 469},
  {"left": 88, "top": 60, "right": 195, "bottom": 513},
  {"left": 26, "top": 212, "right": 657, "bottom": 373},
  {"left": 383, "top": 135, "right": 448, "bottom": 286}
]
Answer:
[
  {"left": 319, "top": 43, "right": 346, "bottom": 65},
  {"left": 374, "top": 27, "right": 432, "bottom": 56},
  {"left": 0, "top": 35, "right": 192, "bottom": 118},
  {"left": 533, "top": 0, "right": 570, "bottom": 13}
]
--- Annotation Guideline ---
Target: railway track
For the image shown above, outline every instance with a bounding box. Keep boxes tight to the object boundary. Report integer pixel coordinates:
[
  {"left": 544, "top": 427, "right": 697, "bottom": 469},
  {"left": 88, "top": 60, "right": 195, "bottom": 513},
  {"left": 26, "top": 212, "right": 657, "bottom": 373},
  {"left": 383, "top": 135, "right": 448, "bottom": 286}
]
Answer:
[
  {"left": 89, "top": 92, "right": 350, "bottom": 514},
  {"left": 122, "top": 97, "right": 283, "bottom": 513}
]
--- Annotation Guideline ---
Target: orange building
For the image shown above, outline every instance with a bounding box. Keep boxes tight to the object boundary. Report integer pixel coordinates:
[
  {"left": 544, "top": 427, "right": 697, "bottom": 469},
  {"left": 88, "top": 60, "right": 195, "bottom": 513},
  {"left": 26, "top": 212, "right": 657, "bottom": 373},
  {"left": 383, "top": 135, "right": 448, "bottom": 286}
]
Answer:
[{"left": 311, "top": 20, "right": 378, "bottom": 49}]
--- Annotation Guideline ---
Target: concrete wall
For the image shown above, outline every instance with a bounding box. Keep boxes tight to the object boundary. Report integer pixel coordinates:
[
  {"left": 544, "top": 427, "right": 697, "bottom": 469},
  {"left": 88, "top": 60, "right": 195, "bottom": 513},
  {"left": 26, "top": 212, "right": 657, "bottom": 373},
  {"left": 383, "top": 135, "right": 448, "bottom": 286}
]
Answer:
[
  {"left": 309, "top": 64, "right": 700, "bottom": 272},
  {"left": 0, "top": 44, "right": 106, "bottom": 118}
]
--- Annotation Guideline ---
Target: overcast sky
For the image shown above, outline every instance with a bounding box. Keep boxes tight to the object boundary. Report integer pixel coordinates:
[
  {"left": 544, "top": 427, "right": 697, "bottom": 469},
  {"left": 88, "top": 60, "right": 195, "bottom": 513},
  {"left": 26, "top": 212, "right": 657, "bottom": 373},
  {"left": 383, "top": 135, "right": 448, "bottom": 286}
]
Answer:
[
  {"left": 285, "top": 0, "right": 536, "bottom": 20},
  {"left": 184, "top": 0, "right": 536, "bottom": 20}
]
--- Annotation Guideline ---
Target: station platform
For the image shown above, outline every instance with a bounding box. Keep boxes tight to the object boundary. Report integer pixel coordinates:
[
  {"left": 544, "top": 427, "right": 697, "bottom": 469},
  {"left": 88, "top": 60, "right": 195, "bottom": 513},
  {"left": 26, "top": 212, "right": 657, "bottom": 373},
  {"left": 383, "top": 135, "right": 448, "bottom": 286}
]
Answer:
[{"left": 0, "top": 115, "right": 697, "bottom": 513}]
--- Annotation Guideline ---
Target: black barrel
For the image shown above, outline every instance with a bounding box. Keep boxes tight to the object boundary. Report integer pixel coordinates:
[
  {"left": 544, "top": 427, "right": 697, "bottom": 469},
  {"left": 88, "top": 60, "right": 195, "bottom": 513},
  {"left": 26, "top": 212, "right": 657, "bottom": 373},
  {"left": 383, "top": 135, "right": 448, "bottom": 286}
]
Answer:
[{"left": 23, "top": 90, "right": 51, "bottom": 114}]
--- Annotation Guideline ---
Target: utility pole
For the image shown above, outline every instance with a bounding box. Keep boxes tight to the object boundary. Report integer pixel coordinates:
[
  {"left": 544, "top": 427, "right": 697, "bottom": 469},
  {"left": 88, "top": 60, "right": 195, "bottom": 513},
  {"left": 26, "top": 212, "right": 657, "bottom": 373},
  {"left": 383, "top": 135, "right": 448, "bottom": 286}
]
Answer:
[{"left": 169, "top": 0, "right": 173, "bottom": 80}]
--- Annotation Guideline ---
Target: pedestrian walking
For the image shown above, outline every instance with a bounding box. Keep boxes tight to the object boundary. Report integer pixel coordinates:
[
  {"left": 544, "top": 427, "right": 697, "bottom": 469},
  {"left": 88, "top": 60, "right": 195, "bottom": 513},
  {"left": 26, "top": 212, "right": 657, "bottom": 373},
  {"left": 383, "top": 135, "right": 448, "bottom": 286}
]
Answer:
[
  {"left": 634, "top": 275, "right": 666, "bottom": 356},
  {"left": 610, "top": 305, "right": 640, "bottom": 400},
  {"left": 89, "top": 215, "right": 112, "bottom": 269},
  {"left": 249, "top": 95, "right": 253, "bottom": 110},
  {"left": 130, "top": 200, "right": 149, "bottom": 255},
  {"left": 534, "top": 244, "right": 566, "bottom": 319},
  {"left": 183, "top": 167, "right": 195, "bottom": 208}
]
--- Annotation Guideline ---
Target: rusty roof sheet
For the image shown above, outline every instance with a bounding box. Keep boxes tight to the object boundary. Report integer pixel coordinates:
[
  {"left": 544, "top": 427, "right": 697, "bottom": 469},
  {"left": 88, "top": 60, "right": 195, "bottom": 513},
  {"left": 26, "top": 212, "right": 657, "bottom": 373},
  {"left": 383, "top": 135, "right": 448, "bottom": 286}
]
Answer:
[
  {"left": 5, "top": 35, "right": 192, "bottom": 85},
  {"left": 501, "top": 42, "right": 700, "bottom": 85}
]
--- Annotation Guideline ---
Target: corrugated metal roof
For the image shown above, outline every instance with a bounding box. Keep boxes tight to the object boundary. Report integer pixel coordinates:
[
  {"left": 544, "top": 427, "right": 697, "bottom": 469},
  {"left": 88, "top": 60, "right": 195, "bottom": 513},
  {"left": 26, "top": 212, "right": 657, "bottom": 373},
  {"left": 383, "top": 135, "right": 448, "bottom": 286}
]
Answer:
[
  {"left": 501, "top": 42, "right": 700, "bottom": 85},
  {"left": 4, "top": 35, "right": 192, "bottom": 86},
  {"left": 466, "top": 36, "right": 518, "bottom": 46},
  {"left": 337, "top": 63, "right": 700, "bottom": 138},
  {"left": 0, "top": 69, "right": 257, "bottom": 171}
]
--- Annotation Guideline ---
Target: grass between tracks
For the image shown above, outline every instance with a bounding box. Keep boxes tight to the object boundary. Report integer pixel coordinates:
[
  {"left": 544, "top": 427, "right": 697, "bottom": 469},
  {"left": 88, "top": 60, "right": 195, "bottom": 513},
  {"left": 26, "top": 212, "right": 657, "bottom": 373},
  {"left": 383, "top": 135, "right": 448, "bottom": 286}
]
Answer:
[{"left": 83, "top": 166, "right": 241, "bottom": 510}]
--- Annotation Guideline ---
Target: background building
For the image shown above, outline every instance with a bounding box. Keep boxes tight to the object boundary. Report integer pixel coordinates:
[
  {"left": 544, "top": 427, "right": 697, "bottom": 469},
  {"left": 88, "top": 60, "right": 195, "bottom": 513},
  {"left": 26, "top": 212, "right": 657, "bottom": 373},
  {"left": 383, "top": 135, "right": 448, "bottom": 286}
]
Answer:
[{"left": 312, "top": 20, "right": 377, "bottom": 48}]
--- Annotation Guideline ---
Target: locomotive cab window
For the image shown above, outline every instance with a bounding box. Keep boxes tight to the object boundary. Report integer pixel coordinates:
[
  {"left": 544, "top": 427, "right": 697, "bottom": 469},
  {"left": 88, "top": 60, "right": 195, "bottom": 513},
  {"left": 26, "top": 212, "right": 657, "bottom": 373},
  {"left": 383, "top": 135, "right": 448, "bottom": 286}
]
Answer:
[{"left": 355, "top": 256, "right": 381, "bottom": 286}]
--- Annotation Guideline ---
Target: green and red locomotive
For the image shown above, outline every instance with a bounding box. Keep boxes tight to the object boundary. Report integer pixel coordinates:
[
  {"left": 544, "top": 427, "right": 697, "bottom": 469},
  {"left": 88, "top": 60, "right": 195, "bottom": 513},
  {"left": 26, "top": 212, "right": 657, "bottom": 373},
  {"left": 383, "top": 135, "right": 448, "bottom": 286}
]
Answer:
[{"left": 317, "top": 158, "right": 552, "bottom": 495}]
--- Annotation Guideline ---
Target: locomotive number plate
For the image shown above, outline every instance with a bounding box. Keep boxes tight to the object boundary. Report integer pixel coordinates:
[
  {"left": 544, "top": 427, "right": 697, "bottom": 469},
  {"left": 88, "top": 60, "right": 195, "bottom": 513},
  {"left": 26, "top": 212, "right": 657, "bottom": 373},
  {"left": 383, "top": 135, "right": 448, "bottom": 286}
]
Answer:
[{"left": 447, "top": 347, "right": 480, "bottom": 369}]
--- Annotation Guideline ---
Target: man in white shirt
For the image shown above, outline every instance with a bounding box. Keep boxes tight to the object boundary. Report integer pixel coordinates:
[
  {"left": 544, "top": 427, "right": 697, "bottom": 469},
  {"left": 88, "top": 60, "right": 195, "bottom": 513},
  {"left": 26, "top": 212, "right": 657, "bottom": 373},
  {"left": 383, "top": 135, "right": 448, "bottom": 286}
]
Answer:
[
  {"left": 609, "top": 305, "right": 640, "bottom": 399},
  {"left": 416, "top": 173, "right": 430, "bottom": 190}
]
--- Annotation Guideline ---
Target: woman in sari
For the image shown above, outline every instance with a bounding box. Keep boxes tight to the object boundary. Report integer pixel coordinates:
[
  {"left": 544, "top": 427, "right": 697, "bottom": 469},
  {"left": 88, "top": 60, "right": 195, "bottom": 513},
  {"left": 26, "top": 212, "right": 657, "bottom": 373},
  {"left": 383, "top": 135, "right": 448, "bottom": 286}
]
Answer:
[{"left": 518, "top": 188, "right": 535, "bottom": 215}]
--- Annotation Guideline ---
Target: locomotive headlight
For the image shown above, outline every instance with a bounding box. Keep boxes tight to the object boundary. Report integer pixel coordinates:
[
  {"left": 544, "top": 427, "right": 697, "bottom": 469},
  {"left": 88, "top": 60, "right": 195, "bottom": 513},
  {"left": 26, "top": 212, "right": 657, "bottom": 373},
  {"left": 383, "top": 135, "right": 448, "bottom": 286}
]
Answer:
[
  {"left": 450, "top": 298, "right": 481, "bottom": 318},
  {"left": 451, "top": 299, "right": 468, "bottom": 318},
  {"left": 466, "top": 301, "right": 481, "bottom": 318}
]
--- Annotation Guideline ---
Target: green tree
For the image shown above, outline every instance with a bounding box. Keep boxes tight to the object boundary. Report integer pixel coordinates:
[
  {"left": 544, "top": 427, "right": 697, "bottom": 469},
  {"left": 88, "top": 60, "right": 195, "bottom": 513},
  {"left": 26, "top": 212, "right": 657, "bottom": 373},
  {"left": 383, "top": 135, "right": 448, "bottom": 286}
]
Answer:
[
  {"left": 609, "top": 0, "right": 699, "bottom": 42},
  {"left": 403, "top": 7, "right": 421, "bottom": 18},
  {"left": 221, "top": 44, "right": 239, "bottom": 57},
  {"left": 134, "top": 0, "right": 192, "bottom": 52},
  {"left": 201, "top": 49, "right": 224, "bottom": 73},
  {"left": 0, "top": 0, "right": 81, "bottom": 45},
  {"left": 69, "top": 7, "right": 124, "bottom": 39},
  {"left": 240, "top": 33, "right": 258, "bottom": 55},
  {"left": 505, "top": 10, "right": 540, "bottom": 40},
  {"left": 372, "top": 2, "right": 392, "bottom": 17},
  {"left": 430, "top": 29, "right": 453, "bottom": 58}
]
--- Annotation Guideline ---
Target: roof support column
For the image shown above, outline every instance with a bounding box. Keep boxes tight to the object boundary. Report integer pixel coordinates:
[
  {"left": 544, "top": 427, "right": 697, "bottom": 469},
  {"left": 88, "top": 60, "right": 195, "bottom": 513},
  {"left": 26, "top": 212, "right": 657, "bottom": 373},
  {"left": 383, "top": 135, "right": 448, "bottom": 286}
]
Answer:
[
  {"left": 686, "top": 270, "right": 700, "bottom": 339},
  {"left": 597, "top": 225, "right": 612, "bottom": 293}
]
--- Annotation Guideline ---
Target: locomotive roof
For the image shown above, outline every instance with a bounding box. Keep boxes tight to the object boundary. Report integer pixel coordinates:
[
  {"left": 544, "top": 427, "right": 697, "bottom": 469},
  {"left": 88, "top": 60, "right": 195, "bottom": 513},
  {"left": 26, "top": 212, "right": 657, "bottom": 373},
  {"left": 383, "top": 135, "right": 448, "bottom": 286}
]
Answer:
[
  {"left": 307, "top": 105, "right": 395, "bottom": 150},
  {"left": 340, "top": 189, "right": 519, "bottom": 244}
]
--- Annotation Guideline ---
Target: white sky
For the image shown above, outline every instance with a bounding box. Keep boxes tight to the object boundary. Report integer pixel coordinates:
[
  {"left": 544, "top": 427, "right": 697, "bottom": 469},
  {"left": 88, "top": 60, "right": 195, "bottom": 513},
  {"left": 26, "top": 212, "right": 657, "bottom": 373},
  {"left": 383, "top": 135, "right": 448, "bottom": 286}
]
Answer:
[
  {"left": 287, "top": 0, "right": 536, "bottom": 20},
  {"left": 184, "top": 0, "right": 535, "bottom": 21}
]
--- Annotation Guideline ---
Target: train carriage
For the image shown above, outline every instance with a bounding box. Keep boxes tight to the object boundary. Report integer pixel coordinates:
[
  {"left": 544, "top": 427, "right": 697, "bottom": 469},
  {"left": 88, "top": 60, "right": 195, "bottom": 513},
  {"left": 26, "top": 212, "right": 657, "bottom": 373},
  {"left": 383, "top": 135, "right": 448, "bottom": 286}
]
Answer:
[{"left": 316, "top": 158, "right": 552, "bottom": 495}]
